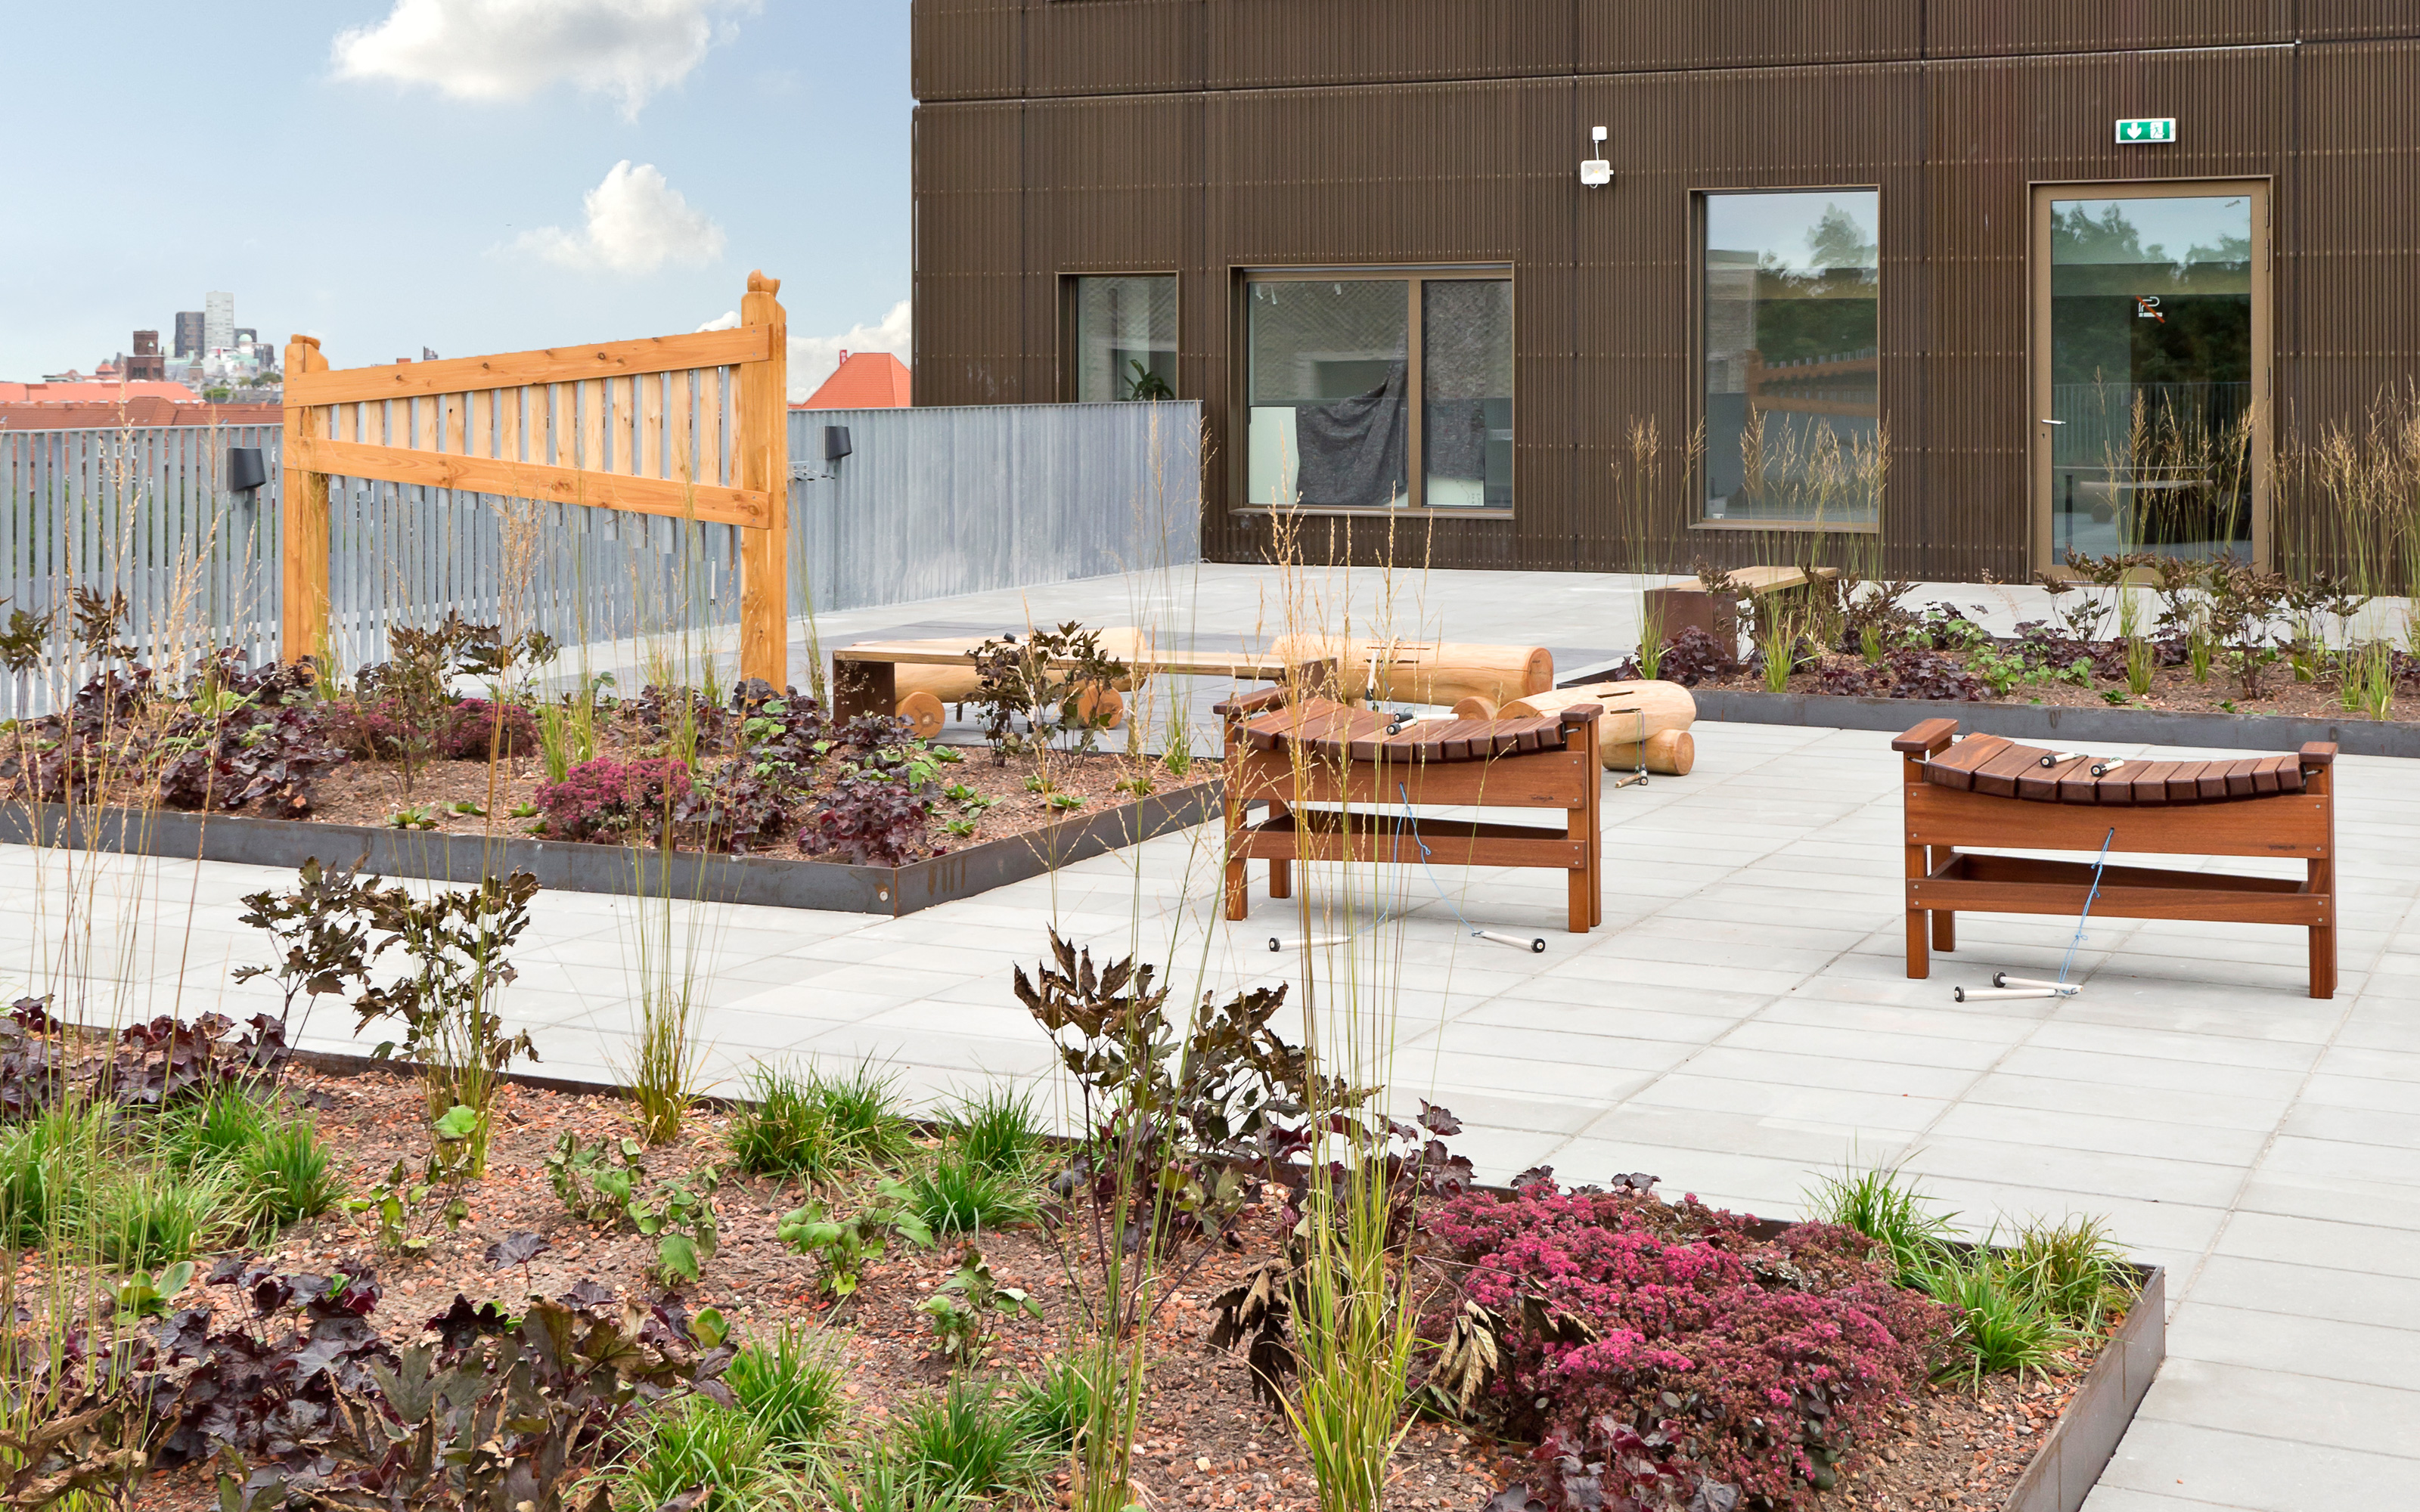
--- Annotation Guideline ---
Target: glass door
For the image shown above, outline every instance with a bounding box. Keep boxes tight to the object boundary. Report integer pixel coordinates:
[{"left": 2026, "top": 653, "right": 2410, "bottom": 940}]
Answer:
[{"left": 2031, "top": 181, "right": 2270, "bottom": 568}]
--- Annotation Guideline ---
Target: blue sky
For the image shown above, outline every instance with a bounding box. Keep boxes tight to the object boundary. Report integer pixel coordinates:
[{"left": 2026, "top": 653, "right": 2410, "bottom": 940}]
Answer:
[{"left": 1, "top": 0, "right": 912, "bottom": 397}]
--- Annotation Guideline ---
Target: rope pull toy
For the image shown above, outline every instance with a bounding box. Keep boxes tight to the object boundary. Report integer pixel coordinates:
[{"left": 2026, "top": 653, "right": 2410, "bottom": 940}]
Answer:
[{"left": 1955, "top": 826, "right": 2114, "bottom": 1002}]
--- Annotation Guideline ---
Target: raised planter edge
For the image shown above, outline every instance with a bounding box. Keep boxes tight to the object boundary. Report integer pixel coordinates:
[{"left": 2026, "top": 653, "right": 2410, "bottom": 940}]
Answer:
[
  {"left": 1691, "top": 686, "right": 2420, "bottom": 757},
  {"left": 0, "top": 780, "right": 1223, "bottom": 918}
]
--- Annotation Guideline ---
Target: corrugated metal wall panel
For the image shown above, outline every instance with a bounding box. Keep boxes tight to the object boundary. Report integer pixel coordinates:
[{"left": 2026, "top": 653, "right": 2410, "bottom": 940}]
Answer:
[
  {"left": 914, "top": 0, "right": 1023, "bottom": 101},
  {"left": 1578, "top": 2, "right": 1920, "bottom": 72},
  {"left": 2300, "top": 5, "right": 2420, "bottom": 41},
  {"left": 1924, "top": 1, "right": 2293, "bottom": 57},
  {"left": 1205, "top": 0, "right": 1571, "bottom": 90},
  {"left": 1025, "top": 0, "right": 1201, "bottom": 98}
]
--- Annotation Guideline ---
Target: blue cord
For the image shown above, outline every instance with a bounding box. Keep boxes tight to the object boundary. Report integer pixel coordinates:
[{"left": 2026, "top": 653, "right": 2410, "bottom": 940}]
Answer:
[
  {"left": 2056, "top": 827, "right": 2119, "bottom": 988},
  {"left": 1398, "top": 781, "right": 1486, "bottom": 937}
]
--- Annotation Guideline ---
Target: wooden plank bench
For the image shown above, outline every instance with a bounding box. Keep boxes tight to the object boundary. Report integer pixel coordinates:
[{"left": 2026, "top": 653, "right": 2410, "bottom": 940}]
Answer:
[
  {"left": 830, "top": 636, "right": 1304, "bottom": 738},
  {"left": 1896, "top": 719, "right": 2339, "bottom": 998},
  {"left": 1644, "top": 564, "right": 1842, "bottom": 646},
  {"left": 1218, "top": 685, "right": 1604, "bottom": 934}
]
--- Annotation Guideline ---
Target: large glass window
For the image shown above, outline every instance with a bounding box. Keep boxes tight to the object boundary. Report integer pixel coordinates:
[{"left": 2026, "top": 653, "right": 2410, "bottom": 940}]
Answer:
[
  {"left": 1246, "top": 271, "right": 1512, "bottom": 511},
  {"left": 1702, "top": 191, "right": 1881, "bottom": 526},
  {"left": 1069, "top": 275, "right": 1177, "bottom": 401},
  {"left": 2046, "top": 194, "right": 2254, "bottom": 561}
]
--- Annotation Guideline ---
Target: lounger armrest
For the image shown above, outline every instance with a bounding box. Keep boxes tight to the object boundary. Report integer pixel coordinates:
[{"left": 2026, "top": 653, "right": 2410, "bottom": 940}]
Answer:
[
  {"left": 2298, "top": 741, "right": 2338, "bottom": 768},
  {"left": 1556, "top": 702, "right": 1603, "bottom": 727},
  {"left": 1892, "top": 718, "right": 1959, "bottom": 756},
  {"left": 1212, "top": 684, "right": 1289, "bottom": 719}
]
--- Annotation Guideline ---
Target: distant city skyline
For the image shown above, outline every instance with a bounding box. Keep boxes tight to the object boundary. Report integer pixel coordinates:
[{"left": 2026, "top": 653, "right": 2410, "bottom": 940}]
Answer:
[{"left": 2, "top": 2, "right": 913, "bottom": 401}]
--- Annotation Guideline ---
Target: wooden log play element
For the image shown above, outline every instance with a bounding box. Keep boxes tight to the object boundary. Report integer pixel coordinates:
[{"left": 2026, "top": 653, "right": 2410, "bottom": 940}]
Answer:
[
  {"left": 1606, "top": 728, "right": 1696, "bottom": 776},
  {"left": 1501, "top": 680, "right": 1696, "bottom": 771},
  {"left": 888, "top": 663, "right": 1124, "bottom": 730},
  {"left": 896, "top": 691, "right": 948, "bottom": 741},
  {"left": 1270, "top": 635, "right": 1553, "bottom": 707}
]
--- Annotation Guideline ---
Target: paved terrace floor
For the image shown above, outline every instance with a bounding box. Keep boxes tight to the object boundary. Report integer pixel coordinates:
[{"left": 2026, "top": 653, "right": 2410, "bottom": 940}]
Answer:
[{"left": 13, "top": 565, "right": 2418, "bottom": 1512}]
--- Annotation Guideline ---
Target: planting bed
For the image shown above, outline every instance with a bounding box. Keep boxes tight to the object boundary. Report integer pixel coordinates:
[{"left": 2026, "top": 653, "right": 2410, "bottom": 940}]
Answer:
[{"left": 51, "top": 1060, "right": 2153, "bottom": 1512}]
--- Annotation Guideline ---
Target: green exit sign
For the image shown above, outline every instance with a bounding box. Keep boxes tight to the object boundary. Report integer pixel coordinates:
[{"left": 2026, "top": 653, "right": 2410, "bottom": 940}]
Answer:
[{"left": 2115, "top": 117, "right": 2177, "bottom": 144}]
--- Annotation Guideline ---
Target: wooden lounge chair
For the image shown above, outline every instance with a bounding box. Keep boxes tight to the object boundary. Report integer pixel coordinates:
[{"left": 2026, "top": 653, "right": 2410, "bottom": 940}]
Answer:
[
  {"left": 1218, "top": 685, "right": 1604, "bottom": 934},
  {"left": 1895, "top": 719, "right": 2339, "bottom": 999}
]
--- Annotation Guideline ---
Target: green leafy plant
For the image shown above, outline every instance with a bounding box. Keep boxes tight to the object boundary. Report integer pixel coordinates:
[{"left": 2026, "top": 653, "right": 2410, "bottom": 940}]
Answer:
[
  {"left": 2125, "top": 635, "right": 2155, "bottom": 697},
  {"left": 348, "top": 1103, "right": 479, "bottom": 1253},
  {"left": 776, "top": 1180, "right": 935, "bottom": 1303},
  {"left": 386, "top": 805, "right": 439, "bottom": 830},
  {"left": 972, "top": 622, "right": 1130, "bottom": 762},
  {"left": 942, "top": 818, "right": 978, "bottom": 839},
  {"left": 544, "top": 1132, "right": 722, "bottom": 1286},
  {"left": 1161, "top": 722, "right": 1193, "bottom": 777},
  {"left": 103, "top": 1259, "right": 195, "bottom": 1321},
  {"left": 917, "top": 1245, "right": 1042, "bottom": 1367},
  {"left": 1046, "top": 792, "right": 1084, "bottom": 813}
]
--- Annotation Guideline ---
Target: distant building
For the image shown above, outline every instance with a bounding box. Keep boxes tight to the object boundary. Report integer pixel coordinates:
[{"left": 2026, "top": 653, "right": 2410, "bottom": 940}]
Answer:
[
  {"left": 125, "top": 330, "right": 165, "bottom": 382},
  {"left": 793, "top": 349, "right": 911, "bottom": 410},
  {"left": 203, "top": 292, "right": 234, "bottom": 356},
  {"left": 173, "top": 311, "right": 205, "bottom": 358}
]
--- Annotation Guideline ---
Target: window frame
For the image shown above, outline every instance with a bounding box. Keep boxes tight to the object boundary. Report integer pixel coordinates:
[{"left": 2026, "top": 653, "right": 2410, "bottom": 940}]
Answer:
[
  {"left": 1690, "top": 185, "right": 1885, "bottom": 535},
  {"left": 1230, "top": 263, "right": 1516, "bottom": 518},
  {"left": 1059, "top": 271, "right": 1182, "bottom": 404}
]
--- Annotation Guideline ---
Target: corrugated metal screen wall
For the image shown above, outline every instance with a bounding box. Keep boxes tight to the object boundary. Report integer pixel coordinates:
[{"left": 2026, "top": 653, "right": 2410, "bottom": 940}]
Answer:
[{"left": 913, "top": 2, "right": 2420, "bottom": 581}]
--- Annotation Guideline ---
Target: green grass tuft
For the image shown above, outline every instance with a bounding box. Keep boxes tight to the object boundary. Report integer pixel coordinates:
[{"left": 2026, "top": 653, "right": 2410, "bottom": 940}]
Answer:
[
  {"left": 1804, "top": 1158, "right": 1958, "bottom": 1282},
  {"left": 153, "top": 1086, "right": 277, "bottom": 1173},
  {"left": 237, "top": 1115, "right": 343, "bottom": 1226},
  {"left": 726, "top": 1324, "right": 849, "bottom": 1460},
  {"left": 84, "top": 1165, "right": 244, "bottom": 1270},
  {"left": 728, "top": 1061, "right": 915, "bottom": 1183},
  {"left": 0, "top": 1106, "right": 103, "bottom": 1245},
  {"left": 1010, "top": 1352, "right": 1110, "bottom": 1456},
  {"left": 619, "top": 1396, "right": 779, "bottom": 1512},
  {"left": 935, "top": 1085, "right": 1047, "bottom": 1178},
  {"left": 2001, "top": 1214, "right": 2139, "bottom": 1330},
  {"left": 892, "top": 1380, "right": 1044, "bottom": 1501},
  {"left": 900, "top": 1150, "right": 1038, "bottom": 1237},
  {"left": 1919, "top": 1253, "right": 2081, "bottom": 1387}
]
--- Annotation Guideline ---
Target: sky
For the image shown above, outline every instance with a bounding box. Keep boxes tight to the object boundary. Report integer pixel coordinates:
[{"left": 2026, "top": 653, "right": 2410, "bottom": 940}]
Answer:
[{"left": 0, "top": 0, "right": 912, "bottom": 399}]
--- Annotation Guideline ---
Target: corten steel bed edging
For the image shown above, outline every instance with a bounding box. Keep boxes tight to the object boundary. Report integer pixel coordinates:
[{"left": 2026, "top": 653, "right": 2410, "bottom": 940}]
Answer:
[
  {"left": 1689, "top": 688, "right": 2420, "bottom": 758},
  {"left": 0, "top": 782, "right": 1221, "bottom": 919}
]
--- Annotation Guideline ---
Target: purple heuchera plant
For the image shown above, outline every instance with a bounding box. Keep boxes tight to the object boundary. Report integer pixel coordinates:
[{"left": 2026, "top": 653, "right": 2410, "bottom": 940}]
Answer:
[
  {"left": 535, "top": 757, "right": 691, "bottom": 843},
  {"left": 802, "top": 773, "right": 933, "bottom": 867},
  {"left": 1426, "top": 1176, "right": 1949, "bottom": 1509}
]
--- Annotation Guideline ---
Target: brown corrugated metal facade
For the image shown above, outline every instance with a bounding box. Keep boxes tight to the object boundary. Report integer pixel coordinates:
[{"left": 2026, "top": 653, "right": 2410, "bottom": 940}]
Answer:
[{"left": 911, "top": 4, "right": 2420, "bottom": 579}]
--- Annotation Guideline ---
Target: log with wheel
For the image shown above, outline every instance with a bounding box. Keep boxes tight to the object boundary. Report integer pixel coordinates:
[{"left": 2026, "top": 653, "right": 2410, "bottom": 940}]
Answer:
[
  {"left": 1501, "top": 681, "right": 1697, "bottom": 774},
  {"left": 1270, "top": 634, "right": 1553, "bottom": 707},
  {"left": 885, "top": 663, "right": 1125, "bottom": 734}
]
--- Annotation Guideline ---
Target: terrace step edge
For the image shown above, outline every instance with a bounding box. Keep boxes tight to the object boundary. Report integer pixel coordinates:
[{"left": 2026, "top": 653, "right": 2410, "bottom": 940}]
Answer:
[
  {"left": 0, "top": 779, "right": 1223, "bottom": 917},
  {"left": 1695, "top": 687, "right": 2420, "bottom": 756}
]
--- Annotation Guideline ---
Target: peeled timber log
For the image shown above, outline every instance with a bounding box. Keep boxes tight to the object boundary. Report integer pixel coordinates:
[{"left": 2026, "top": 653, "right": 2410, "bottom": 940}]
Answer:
[
  {"left": 1604, "top": 728, "right": 1695, "bottom": 777},
  {"left": 891, "top": 665, "right": 1125, "bottom": 730},
  {"left": 1502, "top": 681, "right": 1697, "bottom": 771},
  {"left": 1271, "top": 635, "right": 1553, "bottom": 708}
]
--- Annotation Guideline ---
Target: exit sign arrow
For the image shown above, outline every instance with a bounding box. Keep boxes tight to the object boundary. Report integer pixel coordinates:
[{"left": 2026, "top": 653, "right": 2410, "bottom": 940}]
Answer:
[{"left": 2116, "top": 117, "right": 2177, "bottom": 144}]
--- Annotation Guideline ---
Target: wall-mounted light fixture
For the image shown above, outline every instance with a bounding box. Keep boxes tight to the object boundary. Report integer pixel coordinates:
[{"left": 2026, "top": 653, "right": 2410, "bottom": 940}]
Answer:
[{"left": 1580, "top": 126, "right": 1612, "bottom": 188}]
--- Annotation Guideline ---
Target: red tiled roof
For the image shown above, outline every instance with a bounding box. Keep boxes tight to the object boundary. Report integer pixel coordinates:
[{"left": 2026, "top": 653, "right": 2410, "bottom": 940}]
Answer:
[
  {"left": 793, "top": 351, "right": 911, "bottom": 410},
  {"left": 0, "top": 399, "right": 281, "bottom": 430},
  {"left": 0, "top": 381, "right": 201, "bottom": 404}
]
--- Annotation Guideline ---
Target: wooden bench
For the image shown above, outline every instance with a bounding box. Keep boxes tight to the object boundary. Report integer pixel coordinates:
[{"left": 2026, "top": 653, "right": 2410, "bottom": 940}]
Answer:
[
  {"left": 1218, "top": 685, "right": 1604, "bottom": 934},
  {"left": 1896, "top": 719, "right": 2339, "bottom": 999},
  {"left": 1645, "top": 564, "right": 1842, "bottom": 645}
]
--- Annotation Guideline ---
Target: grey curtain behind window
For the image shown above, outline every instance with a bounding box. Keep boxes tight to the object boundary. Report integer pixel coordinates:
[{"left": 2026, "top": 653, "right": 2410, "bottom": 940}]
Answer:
[{"left": 1296, "top": 362, "right": 1409, "bottom": 507}]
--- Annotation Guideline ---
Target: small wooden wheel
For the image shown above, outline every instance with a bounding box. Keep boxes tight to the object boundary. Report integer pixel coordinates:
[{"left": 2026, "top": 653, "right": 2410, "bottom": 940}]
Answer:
[
  {"left": 1451, "top": 695, "right": 1499, "bottom": 720},
  {"left": 1076, "top": 685, "right": 1125, "bottom": 730},
  {"left": 896, "top": 690, "right": 948, "bottom": 741}
]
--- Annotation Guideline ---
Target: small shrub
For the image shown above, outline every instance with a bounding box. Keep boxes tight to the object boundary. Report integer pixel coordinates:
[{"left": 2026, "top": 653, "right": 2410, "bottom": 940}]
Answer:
[
  {"left": 535, "top": 756, "right": 692, "bottom": 843},
  {"left": 902, "top": 1150, "right": 1039, "bottom": 1237},
  {"left": 1010, "top": 1353, "right": 1109, "bottom": 1455},
  {"left": 1886, "top": 647, "right": 1987, "bottom": 701},
  {"left": 803, "top": 773, "right": 934, "bottom": 866},
  {"left": 935, "top": 1084, "right": 1047, "bottom": 1177},
  {"left": 436, "top": 698, "right": 540, "bottom": 761},
  {"left": 1656, "top": 625, "right": 1741, "bottom": 686},
  {"left": 726, "top": 1324, "right": 849, "bottom": 1458},
  {"left": 894, "top": 1380, "right": 1046, "bottom": 1501},
  {"left": 729, "top": 1061, "right": 915, "bottom": 1182}
]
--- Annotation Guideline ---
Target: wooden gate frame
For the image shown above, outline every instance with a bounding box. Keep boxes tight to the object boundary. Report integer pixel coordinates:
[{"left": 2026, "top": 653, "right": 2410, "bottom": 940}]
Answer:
[{"left": 280, "top": 271, "right": 790, "bottom": 683}]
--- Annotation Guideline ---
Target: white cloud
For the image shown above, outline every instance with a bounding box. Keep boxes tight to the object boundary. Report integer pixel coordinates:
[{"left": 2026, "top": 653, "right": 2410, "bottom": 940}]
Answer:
[
  {"left": 516, "top": 162, "right": 725, "bottom": 275},
  {"left": 693, "top": 310, "right": 740, "bottom": 332},
  {"left": 788, "top": 301, "right": 911, "bottom": 401},
  {"left": 332, "top": 0, "right": 755, "bottom": 117}
]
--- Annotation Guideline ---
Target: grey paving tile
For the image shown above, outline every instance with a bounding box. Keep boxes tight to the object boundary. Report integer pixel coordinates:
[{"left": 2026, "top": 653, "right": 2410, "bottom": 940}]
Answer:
[
  {"left": 2135, "top": 1357, "right": 2420, "bottom": 1460},
  {"left": 2094, "top": 1418, "right": 2418, "bottom": 1509},
  {"left": 2184, "top": 1255, "right": 2420, "bottom": 1334},
  {"left": 2166, "top": 1301, "right": 2420, "bottom": 1394}
]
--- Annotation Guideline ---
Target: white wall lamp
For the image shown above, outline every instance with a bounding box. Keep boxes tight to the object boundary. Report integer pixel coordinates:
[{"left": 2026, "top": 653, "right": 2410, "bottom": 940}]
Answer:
[{"left": 1580, "top": 126, "right": 1612, "bottom": 188}]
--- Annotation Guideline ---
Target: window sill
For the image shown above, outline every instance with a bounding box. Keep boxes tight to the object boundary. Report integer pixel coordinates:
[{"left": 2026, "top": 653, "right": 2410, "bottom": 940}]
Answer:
[
  {"left": 1231, "top": 506, "right": 1515, "bottom": 521},
  {"left": 1691, "top": 519, "right": 1880, "bottom": 534}
]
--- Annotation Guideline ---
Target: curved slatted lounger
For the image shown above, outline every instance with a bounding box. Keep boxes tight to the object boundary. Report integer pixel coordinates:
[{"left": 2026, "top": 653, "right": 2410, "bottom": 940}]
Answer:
[
  {"left": 1895, "top": 719, "right": 2339, "bottom": 998},
  {"left": 1216, "top": 688, "right": 1606, "bottom": 934}
]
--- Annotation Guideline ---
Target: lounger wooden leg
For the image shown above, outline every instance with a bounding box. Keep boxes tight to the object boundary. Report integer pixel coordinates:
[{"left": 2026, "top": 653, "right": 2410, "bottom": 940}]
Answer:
[
  {"left": 1905, "top": 840, "right": 1930, "bottom": 980},
  {"left": 2309, "top": 856, "right": 2337, "bottom": 1000},
  {"left": 1566, "top": 790, "right": 1590, "bottom": 934},
  {"left": 1224, "top": 850, "right": 1249, "bottom": 922},
  {"left": 1267, "top": 800, "right": 1291, "bottom": 899},
  {"left": 1929, "top": 845, "right": 1956, "bottom": 954}
]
